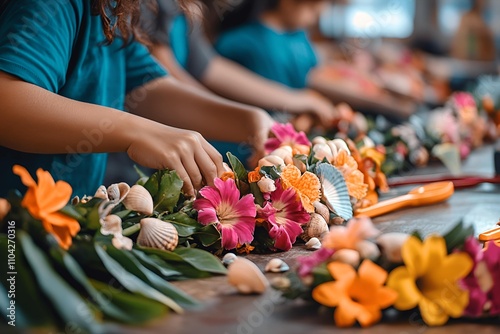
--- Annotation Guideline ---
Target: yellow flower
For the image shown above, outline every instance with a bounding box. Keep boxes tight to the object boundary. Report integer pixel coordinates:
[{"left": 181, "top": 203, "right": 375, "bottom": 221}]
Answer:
[
  {"left": 280, "top": 165, "right": 320, "bottom": 213},
  {"left": 387, "top": 236, "right": 473, "bottom": 326},
  {"left": 313, "top": 260, "right": 398, "bottom": 328},
  {"left": 13, "top": 165, "right": 80, "bottom": 250}
]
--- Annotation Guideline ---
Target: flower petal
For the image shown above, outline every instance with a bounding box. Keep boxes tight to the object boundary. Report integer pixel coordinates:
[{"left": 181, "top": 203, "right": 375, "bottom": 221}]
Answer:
[
  {"left": 328, "top": 261, "right": 356, "bottom": 282},
  {"left": 419, "top": 297, "right": 449, "bottom": 326},
  {"left": 387, "top": 266, "right": 421, "bottom": 310},
  {"left": 197, "top": 186, "right": 223, "bottom": 209},
  {"left": 402, "top": 236, "right": 429, "bottom": 278},
  {"left": 12, "top": 165, "right": 36, "bottom": 187},
  {"left": 312, "top": 281, "right": 342, "bottom": 308},
  {"left": 220, "top": 226, "right": 239, "bottom": 250},
  {"left": 215, "top": 178, "right": 240, "bottom": 205},
  {"left": 358, "top": 260, "right": 388, "bottom": 288},
  {"left": 334, "top": 299, "right": 360, "bottom": 327},
  {"left": 424, "top": 285, "right": 469, "bottom": 318}
]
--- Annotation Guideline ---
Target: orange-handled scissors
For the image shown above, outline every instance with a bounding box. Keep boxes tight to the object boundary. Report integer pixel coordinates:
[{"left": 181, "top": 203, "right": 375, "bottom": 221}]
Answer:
[{"left": 355, "top": 182, "right": 455, "bottom": 218}]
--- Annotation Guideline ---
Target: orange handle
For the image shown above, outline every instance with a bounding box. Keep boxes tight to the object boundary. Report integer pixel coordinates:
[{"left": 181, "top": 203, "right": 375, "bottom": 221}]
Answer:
[
  {"left": 354, "top": 194, "right": 413, "bottom": 218},
  {"left": 479, "top": 226, "right": 500, "bottom": 242}
]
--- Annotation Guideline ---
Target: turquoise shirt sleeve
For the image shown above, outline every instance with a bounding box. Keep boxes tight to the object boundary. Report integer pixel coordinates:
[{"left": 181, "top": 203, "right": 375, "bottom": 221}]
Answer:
[{"left": 0, "top": 0, "right": 81, "bottom": 92}]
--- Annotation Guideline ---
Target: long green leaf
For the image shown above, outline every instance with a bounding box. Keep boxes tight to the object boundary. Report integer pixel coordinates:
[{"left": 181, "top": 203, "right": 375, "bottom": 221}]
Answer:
[
  {"left": 155, "top": 171, "right": 183, "bottom": 213},
  {"left": 132, "top": 250, "right": 183, "bottom": 278},
  {"left": 194, "top": 225, "right": 221, "bottom": 247},
  {"left": 226, "top": 152, "right": 248, "bottom": 182},
  {"left": 19, "top": 232, "right": 103, "bottom": 333},
  {"left": 90, "top": 280, "right": 167, "bottom": 324},
  {"left": 144, "top": 171, "right": 161, "bottom": 198},
  {"left": 173, "top": 248, "right": 227, "bottom": 275},
  {"left": 95, "top": 245, "right": 189, "bottom": 313}
]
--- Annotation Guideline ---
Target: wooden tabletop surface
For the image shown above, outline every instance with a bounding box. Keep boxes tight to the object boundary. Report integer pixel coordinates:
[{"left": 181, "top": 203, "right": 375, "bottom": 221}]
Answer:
[{"left": 122, "top": 145, "right": 500, "bottom": 334}]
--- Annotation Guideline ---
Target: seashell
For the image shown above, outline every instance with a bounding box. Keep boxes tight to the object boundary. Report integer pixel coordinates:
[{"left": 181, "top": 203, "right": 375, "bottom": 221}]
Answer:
[
  {"left": 271, "top": 277, "right": 291, "bottom": 290},
  {"left": 227, "top": 257, "right": 269, "bottom": 294},
  {"left": 305, "top": 237, "right": 321, "bottom": 250},
  {"left": 376, "top": 233, "right": 409, "bottom": 263},
  {"left": 265, "top": 259, "right": 290, "bottom": 273},
  {"left": 356, "top": 240, "right": 381, "bottom": 260},
  {"left": 315, "top": 163, "right": 353, "bottom": 220},
  {"left": 301, "top": 213, "right": 329, "bottom": 242},
  {"left": 314, "top": 201, "right": 330, "bottom": 224},
  {"left": 257, "top": 177, "right": 277, "bottom": 193},
  {"left": 312, "top": 136, "right": 327, "bottom": 145},
  {"left": 313, "top": 143, "right": 334, "bottom": 162},
  {"left": 258, "top": 155, "right": 285, "bottom": 168},
  {"left": 0, "top": 198, "right": 11, "bottom": 221},
  {"left": 123, "top": 185, "right": 154, "bottom": 215},
  {"left": 331, "top": 139, "right": 350, "bottom": 155},
  {"left": 270, "top": 146, "right": 293, "bottom": 164},
  {"left": 222, "top": 253, "right": 237, "bottom": 267},
  {"left": 330, "top": 216, "right": 345, "bottom": 225},
  {"left": 107, "top": 182, "right": 130, "bottom": 202},
  {"left": 137, "top": 218, "right": 178, "bottom": 251},
  {"left": 331, "top": 249, "right": 360, "bottom": 267},
  {"left": 326, "top": 141, "right": 339, "bottom": 159},
  {"left": 100, "top": 214, "right": 122, "bottom": 236},
  {"left": 94, "top": 185, "right": 108, "bottom": 200},
  {"left": 71, "top": 196, "right": 80, "bottom": 206},
  {"left": 292, "top": 156, "right": 307, "bottom": 174}
]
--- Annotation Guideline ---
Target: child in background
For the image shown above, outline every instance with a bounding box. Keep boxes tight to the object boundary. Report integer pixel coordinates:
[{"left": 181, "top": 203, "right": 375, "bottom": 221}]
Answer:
[
  {"left": 215, "top": 0, "right": 327, "bottom": 90},
  {"left": 0, "top": 0, "right": 272, "bottom": 197},
  {"left": 140, "top": 0, "right": 338, "bottom": 128}
]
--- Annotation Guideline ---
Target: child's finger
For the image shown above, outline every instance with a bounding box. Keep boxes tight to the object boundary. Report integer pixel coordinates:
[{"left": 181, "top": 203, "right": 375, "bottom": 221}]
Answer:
[
  {"left": 181, "top": 156, "right": 204, "bottom": 191},
  {"left": 170, "top": 161, "right": 195, "bottom": 197}
]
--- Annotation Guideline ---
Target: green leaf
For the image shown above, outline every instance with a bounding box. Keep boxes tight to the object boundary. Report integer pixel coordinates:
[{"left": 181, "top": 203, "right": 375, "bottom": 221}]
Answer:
[
  {"left": 133, "top": 165, "right": 148, "bottom": 179},
  {"left": 155, "top": 170, "right": 184, "bottom": 213},
  {"left": 443, "top": 221, "right": 475, "bottom": 253},
  {"left": 132, "top": 250, "right": 183, "bottom": 278},
  {"left": 260, "top": 166, "right": 281, "bottom": 180},
  {"left": 0, "top": 234, "right": 56, "bottom": 328},
  {"left": 162, "top": 212, "right": 200, "bottom": 237},
  {"left": 95, "top": 244, "right": 197, "bottom": 313},
  {"left": 194, "top": 225, "right": 221, "bottom": 247},
  {"left": 59, "top": 205, "right": 85, "bottom": 222},
  {"left": 19, "top": 232, "right": 104, "bottom": 333},
  {"left": 173, "top": 247, "right": 227, "bottom": 275},
  {"left": 227, "top": 152, "right": 248, "bottom": 182},
  {"left": 249, "top": 182, "right": 265, "bottom": 207},
  {"left": 90, "top": 280, "right": 168, "bottom": 324},
  {"left": 144, "top": 171, "right": 161, "bottom": 198}
]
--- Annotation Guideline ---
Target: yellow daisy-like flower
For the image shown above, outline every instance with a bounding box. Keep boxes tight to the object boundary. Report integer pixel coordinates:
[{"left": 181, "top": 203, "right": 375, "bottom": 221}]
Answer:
[
  {"left": 387, "top": 236, "right": 473, "bottom": 326},
  {"left": 280, "top": 165, "right": 320, "bottom": 213}
]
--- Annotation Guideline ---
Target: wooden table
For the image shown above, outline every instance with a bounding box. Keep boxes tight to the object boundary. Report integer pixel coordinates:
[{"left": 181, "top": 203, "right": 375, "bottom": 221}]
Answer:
[{"left": 125, "top": 145, "right": 500, "bottom": 334}]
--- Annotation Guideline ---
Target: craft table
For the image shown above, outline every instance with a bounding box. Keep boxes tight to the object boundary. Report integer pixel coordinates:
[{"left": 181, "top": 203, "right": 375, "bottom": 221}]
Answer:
[{"left": 123, "top": 145, "right": 500, "bottom": 334}]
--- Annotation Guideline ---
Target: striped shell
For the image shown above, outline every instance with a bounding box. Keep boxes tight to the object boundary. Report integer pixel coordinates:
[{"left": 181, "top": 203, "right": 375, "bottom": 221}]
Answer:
[
  {"left": 137, "top": 218, "right": 178, "bottom": 251},
  {"left": 315, "top": 163, "right": 353, "bottom": 221},
  {"left": 123, "top": 185, "right": 154, "bottom": 215}
]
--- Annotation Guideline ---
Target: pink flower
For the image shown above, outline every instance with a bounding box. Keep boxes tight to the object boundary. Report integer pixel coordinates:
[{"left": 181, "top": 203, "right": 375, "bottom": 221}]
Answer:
[
  {"left": 257, "top": 181, "right": 310, "bottom": 251},
  {"left": 322, "top": 216, "right": 380, "bottom": 251},
  {"left": 297, "top": 248, "right": 335, "bottom": 277},
  {"left": 453, "top": 92, "right": 476, "bottom": 109},
  {"left": 194, "top": 178, "right": 256, "bottom": 250},
  {"left": 461, "top": 238, "right": 500, "bottom": 316},
  {"left": 265, "top": 123, "right": 311, "bottom": 154}
]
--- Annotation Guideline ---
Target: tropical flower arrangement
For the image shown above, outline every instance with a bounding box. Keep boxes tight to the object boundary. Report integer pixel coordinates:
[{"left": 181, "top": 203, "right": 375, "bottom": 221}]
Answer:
[
  {"left": 273, "top": 217, "right": 500, "bottom": 328},
  {"left": 0, "top": 166, "right": 227, "bottom": 331},
  {"left": 193, "top": 123, "right": 389, "bottom": 254}
]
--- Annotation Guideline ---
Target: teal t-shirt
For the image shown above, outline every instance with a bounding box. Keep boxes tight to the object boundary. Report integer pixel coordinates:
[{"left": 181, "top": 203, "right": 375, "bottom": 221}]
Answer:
[
  {"left": 0, "top": 0, "right": 167, "bottom": 197},
  {"left": 215, "top": 21, "right": 318, "bottom": 89}
]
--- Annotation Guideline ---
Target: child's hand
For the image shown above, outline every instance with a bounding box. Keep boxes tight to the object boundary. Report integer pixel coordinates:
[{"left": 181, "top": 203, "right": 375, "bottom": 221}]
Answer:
[
  {"left": 247, "top": 109, "right": 275, "bottom": 168},
  {"left": 296, "top": 90, "right": 338, "bottom": 128},
  {"left": 126, "top": 121, "right": 224, "bottom": 197}
]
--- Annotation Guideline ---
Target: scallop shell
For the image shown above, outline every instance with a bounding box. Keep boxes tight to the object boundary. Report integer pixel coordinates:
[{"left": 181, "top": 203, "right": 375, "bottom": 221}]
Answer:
[
  {"left": 315, "top": 163, "right": 353, "bottom": 221},
  {"left": 222, "top": 253, "right": 237, "bottom": 266},
  {"left": 123, "top": 185, "right": 154, "bottom": 215},
  {"left": 107, "top": 182, "right": 130, "bottom": 203},
  {"left": 301, "top": 213, "right": 329, "bottom": 242},
  {"left": 227, "top": 257, "right": 269, "bottom": 294},
  {"left": 137, "top": 218, "right": 178, "bottom": 251},
  {"left": 265, "top": 259, "right": 289, "bottom": 273},
  {"left": 305, "top": 237, "right": 321, "bottom": 250}
]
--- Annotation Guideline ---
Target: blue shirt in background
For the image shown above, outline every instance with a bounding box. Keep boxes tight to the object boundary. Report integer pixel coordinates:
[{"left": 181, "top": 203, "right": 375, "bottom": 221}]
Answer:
[
  {"left": 0, "top": 0, "right": 167, "bottom": 197},
  {"left": 215, "top": 20, "right": 318, "bottom": 89}
]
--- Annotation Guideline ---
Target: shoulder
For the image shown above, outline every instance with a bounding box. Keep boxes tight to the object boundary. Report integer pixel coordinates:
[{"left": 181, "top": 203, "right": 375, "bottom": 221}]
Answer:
[{"left": 216, "top": 22, "right": 263, "bottom": 51}]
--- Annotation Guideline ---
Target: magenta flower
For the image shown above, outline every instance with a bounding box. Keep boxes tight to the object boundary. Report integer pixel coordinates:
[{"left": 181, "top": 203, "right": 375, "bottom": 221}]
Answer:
[
  {"left": 194, "top": 178, "right": 256, "bottom": 250},
  {"left": 265, "top": 123, "right": 311, "bottom": 154},
  {"left": 452, "top": 92, "right": 476, "bottom": 109},
  {"left": 296, "top": 248, "right": 335, "bottom": 277},
  {"left": 461, "top": 238, "right": 500, "bottom": 316},
  {"left": 257, "top": 181, "right": 310, "bottom": 251}
]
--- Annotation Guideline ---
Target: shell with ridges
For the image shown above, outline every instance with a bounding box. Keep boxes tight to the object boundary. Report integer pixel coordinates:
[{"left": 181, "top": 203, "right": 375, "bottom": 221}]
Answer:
[
  {"left": 107, "top": 182, "right": 130, "bottom": 202},
  {"left": 315, "top": 163, "right": 353, "bottom": 221},
  {"left": 137, "top": 218, "right": 178, "bottom": 251},
  {"left": 300, "top": 213, "right": 329, "bottom": 242},
  {"left": 314, "top": 201, "right": 330, "bottom": 224},
  {"left": 227, "top": 257, "right": 269, "bottom": 294},
  {"left": 123, "top": 185, "right": 154, "bottom": 215}
]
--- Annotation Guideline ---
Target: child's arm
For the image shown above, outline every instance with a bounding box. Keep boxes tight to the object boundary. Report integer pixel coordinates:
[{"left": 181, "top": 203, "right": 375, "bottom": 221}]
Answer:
[
  {"left": 0, "top": 72, "right": 223, "bottom": 196},
  {"left": 200, "top": 56, "right": 338, "bottom": 126},
  {"left": 125, "top": 75, "right": 274, "bottom": 162}
]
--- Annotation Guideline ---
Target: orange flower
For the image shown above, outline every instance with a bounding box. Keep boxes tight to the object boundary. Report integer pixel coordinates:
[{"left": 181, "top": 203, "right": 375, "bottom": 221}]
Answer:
[
  {"left": 333, "top": 150, "right": 368, "bottom": 200},
  {"left": 360, "top": 147, "right": 385, "bottom": 168},
  {"left": 280, "top": 165, "right": 320, "bottom": 213},
  {"left": 248, "top": 167, "right": 261, "bottom": 183},
  {"left": 220, "top": 171, "right": 235, "bottom": 181},
  {"left": 236, "top": 243, "right": 255, "bottom": 254},
  {"left": 12, "top": 165, "right": 80, "bottom": 250},
  {"left": 313, "top": 260, "right": 398, "bottom": 327}
]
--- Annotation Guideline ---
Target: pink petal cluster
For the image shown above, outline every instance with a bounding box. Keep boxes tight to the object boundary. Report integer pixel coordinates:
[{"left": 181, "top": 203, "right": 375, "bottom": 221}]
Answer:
[
  {"left": 194, "top": 178, "right": 256, "bottom": 250},
  {"left": 453, "top": 92, "right": 476, "bottom": 109},
  {"left": 257, "top": 181, "right": 310, "bottom": 251},
  {"left": 461, "top": 238, "right": 500, "bottom": 317},
  {"left": 296, "top": 248, "right": 335, "bottom": 277},
  {"left": 265, "top": 123, "right": 311, "bottom": 154}
]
